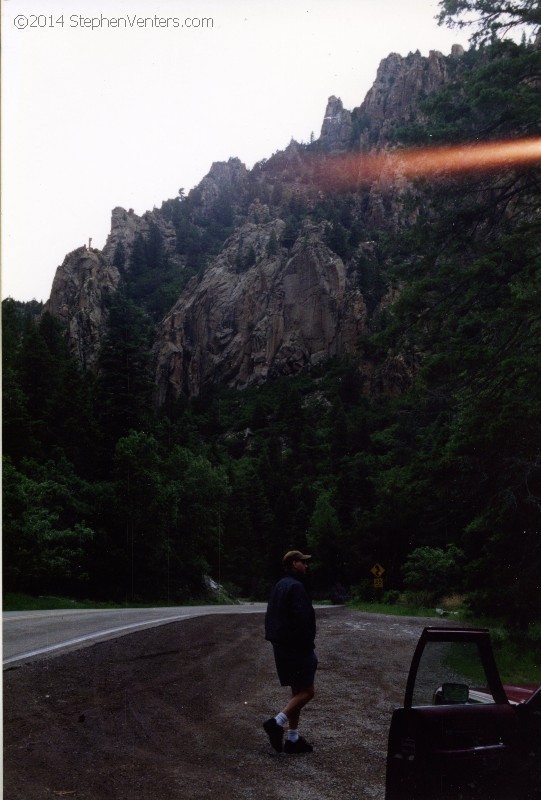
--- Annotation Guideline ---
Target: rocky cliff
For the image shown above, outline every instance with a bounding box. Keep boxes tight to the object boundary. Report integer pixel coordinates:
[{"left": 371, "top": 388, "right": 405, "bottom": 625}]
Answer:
[
  {"left": 319, "top": 96, "right": 353, "bottom": 152},
  {"left": 353, "top": 48, "right": 457, "bottom": 146},
  {"left": 45, "top": 206, "right": 180, "bottom": 369},
  {"left": 46, "top": 246, "right": 120, "bottom": 370},
  {"left": 154, "top": 220, "right": 366, "bottom": 402},
  {"left": 45, "top": 46, "right": 463, "bottom": 395}
]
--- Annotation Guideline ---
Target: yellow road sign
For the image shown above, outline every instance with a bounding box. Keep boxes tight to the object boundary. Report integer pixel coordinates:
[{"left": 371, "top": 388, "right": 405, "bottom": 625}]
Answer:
[{"left": 371, "top": 563, "right": 385, "bottom": 578}]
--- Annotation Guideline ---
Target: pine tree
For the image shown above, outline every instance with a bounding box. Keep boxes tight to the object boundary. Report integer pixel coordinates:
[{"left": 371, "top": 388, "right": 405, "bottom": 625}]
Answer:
[{"left": 96, "top": 293, "right": 154, "bottom": 449}]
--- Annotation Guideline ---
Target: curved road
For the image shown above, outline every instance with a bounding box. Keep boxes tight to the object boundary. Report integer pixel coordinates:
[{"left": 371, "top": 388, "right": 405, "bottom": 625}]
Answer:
[{"left": 2, "top": 603, "right": 267, "bottom": 667}]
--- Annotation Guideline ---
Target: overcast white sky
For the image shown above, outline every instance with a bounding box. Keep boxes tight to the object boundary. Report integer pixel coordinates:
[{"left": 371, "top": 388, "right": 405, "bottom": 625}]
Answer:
[{"left": 2, "top": 0, "right": 464, "bottom": 302}]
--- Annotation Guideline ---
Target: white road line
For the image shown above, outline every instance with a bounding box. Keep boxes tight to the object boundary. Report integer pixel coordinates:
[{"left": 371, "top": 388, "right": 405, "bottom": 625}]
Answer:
[{"left": 3, "top": 614, "right": 192, "bottom": 666}]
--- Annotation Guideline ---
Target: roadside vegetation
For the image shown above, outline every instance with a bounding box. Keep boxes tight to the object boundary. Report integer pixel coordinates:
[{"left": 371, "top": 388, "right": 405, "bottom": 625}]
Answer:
[
  {"left": 348, "top": 590, "right": 541, "bottom": 685},
  {"left": 2, "top": 593, "right": 178, "bottom": 611}
]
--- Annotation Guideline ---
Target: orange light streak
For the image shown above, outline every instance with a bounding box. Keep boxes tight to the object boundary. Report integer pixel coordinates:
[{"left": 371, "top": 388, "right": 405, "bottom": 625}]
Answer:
[{"left": 319, "top": 137, "right": 541, "bottom": 189}]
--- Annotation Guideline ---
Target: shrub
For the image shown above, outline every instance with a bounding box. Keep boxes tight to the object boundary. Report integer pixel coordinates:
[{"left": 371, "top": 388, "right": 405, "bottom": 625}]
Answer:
[
  {"left": 403, "top": 589, "right": 439, "bottom": 608},
  {"left": 382, "top": 589, "right": 401, "bottom": 605},
  {"left": 402, "top": 544, "right": 465, "bottom": 599}
]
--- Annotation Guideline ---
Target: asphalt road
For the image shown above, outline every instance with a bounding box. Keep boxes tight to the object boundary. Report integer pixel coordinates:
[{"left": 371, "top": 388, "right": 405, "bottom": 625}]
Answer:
[{"left": 2, "top": 603, "right": 267, "bottom": 667}]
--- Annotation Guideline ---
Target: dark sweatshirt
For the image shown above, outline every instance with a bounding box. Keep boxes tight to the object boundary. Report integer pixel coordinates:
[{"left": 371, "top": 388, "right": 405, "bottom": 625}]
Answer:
[{"left": 264, "top": 574, "right": 316, "bottom": 653}]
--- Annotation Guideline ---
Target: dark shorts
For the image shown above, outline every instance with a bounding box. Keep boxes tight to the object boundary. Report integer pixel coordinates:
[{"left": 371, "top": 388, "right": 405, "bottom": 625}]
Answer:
[{"left": 272, "top": 645, "right": 318, "bottom": 689}]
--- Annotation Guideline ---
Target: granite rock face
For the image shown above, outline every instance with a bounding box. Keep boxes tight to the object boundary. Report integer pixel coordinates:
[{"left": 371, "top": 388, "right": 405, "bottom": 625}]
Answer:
[
  {"left": 193, "top": 158, "right": 249, "bottom": 216},
  {"left": 45, "top": 206, "right": 180, "bottom": 368},
  {"left": 45, "top": 246, "right": 120, "bottom": 370},
  {"left": 154, "top": 221, "right": 367, "bottom": 401},
  {"left": 319, "top": 96, "right": 353, "bottom": 152},
  {"left": 318, "top": 49, "right": 456, "bottom": 152},
  {"left": 101, "top": 206, "right": 177, "bottom": 268},
  {"left": 354, "top": 49, "right": 451, "bottom": 146}
]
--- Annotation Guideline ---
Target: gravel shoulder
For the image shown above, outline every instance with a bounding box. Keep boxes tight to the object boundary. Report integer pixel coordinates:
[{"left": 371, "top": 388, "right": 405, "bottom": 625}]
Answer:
[{"left": 3, "top": 608, "right": 440, "bottom": 800}]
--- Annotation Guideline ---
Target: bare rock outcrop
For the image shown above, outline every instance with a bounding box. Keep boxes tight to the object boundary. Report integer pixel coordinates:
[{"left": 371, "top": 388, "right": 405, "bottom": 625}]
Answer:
[
  {"left": 353, "top": 49, "right": 454, "bottom": 147},
  {"left": 101, "top": 206, "right": 178, "bottom": 268},
  {"left": 319, "top": 96, "right": 353, "bottom": 152},
  {"left": 45, "top": 208, "right": 177, "bottom": 368},
  {"left": 154, "top": 221, "right": 367, "bottom": 400},
  {"left": 45, "top": 246, "right": 120, "bottom": 369},
  {"left": 193, "top": 158, "right": 249, "bottom": 217}
]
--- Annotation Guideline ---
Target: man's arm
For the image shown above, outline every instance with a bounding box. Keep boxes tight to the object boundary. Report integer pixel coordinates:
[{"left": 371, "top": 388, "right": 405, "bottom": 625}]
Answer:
[{"left": 288, "top": 583, "right": 316, "bottom": 650}]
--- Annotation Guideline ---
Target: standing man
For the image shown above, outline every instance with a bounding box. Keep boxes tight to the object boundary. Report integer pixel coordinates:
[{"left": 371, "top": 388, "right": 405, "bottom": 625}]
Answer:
[{"left": 263, "top": 550, "right": 317, "bottom": 754}]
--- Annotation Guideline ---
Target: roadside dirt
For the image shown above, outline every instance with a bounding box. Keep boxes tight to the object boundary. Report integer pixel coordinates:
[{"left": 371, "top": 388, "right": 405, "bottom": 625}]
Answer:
[
  {"left": 3, "top": 607, "right": 427, "bottom": 799},
  {"left": 0, "top": 608, "right": 503, "bottom": 800}
]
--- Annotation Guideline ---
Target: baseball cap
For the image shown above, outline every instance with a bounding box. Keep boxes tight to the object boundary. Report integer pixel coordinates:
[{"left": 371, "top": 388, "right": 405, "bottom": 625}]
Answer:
[{"left": 282, "top": 550, "right": 312, "bottom": 566}]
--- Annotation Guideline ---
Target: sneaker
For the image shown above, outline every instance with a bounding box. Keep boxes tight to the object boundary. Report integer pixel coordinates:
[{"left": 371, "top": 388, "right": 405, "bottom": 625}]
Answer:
[
  {"left": 263, "top": 718, "right": 284, "bottom": 752},
  {"left": 284, "top": 736, "right": 313, "bottom": 754}
]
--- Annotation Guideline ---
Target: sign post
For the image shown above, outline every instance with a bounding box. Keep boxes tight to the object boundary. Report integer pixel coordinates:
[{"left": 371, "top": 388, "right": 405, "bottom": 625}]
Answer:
[{"left": 371, "top": 563, "right": 385, "bottom": 591}]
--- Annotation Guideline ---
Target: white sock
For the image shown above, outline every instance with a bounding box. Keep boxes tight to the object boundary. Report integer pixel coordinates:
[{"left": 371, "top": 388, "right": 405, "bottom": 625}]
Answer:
[
  {"left": 287, "top": 729, "right": 299, "bottom": 742},
  {"left": 275, "top": 712, "right": 288, "bottom": 727}
]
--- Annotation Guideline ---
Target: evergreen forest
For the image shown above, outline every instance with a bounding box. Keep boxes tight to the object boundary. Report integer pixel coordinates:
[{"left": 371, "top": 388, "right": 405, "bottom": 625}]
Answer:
[{"left": 3, "top": 0, "right": 540, "bottom": 629}]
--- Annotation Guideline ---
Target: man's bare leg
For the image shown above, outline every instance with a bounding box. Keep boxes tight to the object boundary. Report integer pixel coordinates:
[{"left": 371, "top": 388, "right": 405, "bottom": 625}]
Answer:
[{"left": 282, "top": 685, "right": 314, "bottom": 730}]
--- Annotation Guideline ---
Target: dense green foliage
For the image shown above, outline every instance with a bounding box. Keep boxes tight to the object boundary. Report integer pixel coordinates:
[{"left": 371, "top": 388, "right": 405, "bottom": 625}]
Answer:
[
  {"left": 437, "top": 0, "right": 541, "bottom": 44},
  {"left": 3, "top": 9, "right": 540, "bottom": 624}
]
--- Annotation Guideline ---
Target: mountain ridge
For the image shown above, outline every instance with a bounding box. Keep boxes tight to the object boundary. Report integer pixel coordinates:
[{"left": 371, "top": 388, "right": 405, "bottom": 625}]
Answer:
[{"left": 44, "top": 45, "right": 463, "bottom": 396}]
